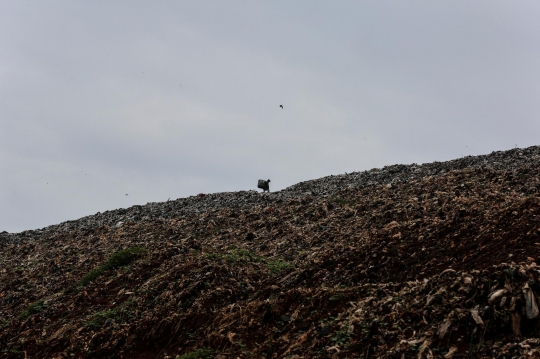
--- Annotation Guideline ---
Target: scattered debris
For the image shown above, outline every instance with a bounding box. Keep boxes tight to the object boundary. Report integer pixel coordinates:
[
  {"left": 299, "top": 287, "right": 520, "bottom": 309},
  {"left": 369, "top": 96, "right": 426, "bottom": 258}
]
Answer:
[
  {"left": 1, "top": 146, "right": 540, "bottom": 357},
  {"left": 2, "top": 145, "right": 540, "bottom": 244}
]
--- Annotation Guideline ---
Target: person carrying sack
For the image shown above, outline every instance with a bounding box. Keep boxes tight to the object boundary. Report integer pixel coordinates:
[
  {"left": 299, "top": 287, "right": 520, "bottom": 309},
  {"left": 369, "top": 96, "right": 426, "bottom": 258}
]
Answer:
[{"left": 257, "top": 179, "right": 271, "bottom": 192}]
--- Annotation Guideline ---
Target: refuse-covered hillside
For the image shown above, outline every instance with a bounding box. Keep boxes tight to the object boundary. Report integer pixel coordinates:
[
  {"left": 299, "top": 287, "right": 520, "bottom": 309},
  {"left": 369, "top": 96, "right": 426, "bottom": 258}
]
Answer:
[
  {"left": 3, "top": 145, "right": 540, "bottom": 245},
  {"left": 2, "top": 147, "right": 540, "bottom": 358}
]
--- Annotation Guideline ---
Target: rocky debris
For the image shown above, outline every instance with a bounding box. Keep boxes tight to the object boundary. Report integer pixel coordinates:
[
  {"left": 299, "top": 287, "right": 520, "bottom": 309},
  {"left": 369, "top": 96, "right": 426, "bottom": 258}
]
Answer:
[
  {"left": 2, "top": 161, "right": 540, "bottom": 358},
  {"left": 2, "top": 145, "right": 540, "bottom": 247},
  {"left": 0, "top": 191, "right": 277, "bottom": 246},
  {"left": 285, "top": 146, "right": 540, "bottom": 197}
]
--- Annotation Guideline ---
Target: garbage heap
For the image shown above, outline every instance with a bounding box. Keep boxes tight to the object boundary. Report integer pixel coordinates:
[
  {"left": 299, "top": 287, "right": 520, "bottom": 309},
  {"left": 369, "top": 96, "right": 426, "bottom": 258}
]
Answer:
[{"left": 1, "top": 165, "right": 540, "bottom": 358}]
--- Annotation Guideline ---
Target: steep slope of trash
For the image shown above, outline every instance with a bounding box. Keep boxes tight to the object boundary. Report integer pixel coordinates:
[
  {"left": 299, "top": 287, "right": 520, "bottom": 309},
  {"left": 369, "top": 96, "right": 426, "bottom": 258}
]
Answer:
[
  {"left": 2, "top": 161, "right": 540, "bottom": 358},
  {"left": 2, "top": 145, "right": 540, "bottom": 245}
]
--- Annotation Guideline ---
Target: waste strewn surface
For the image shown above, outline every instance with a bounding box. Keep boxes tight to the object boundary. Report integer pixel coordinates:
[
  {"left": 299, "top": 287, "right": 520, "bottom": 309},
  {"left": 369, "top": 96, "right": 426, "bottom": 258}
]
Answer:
[
  {"left": 2, "top": 145, "right": 540, "bottom": 245},
  {"left": 1, "top": 147, "right": 540, "bottom": 358}
]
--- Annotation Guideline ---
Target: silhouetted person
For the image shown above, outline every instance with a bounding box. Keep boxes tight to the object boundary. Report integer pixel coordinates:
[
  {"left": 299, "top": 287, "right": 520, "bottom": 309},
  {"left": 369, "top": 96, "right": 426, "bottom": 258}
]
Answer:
[{"left": 258, "top": 179, "right": 271, "bottom": 192}]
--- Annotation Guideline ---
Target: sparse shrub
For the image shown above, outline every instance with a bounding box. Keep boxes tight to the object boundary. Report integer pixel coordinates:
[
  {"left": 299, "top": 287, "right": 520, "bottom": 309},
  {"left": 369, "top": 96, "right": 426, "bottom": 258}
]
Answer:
[
  {"left": 330, "top": 328, "right": 352, "bottom": 348},
  {"left": 224, "top": 248, "right": 262, "bottom": 264},
  {"left": 206, "top": 248, "right": 293, "bottom": 276},
  {"left": 84, "top": 300, "right": 132, "bottom": 329},
  {"left": 104, "top": 246, "right": 147, "bottom": 268},
  {"left": 2, "top": 348, "right": 23, "bottom": 359},
  {"left": 267, "top": 259, "right": 294, "bottom": 275},
  {"left": 78, "top": 247, "right": 147, "bottom": 288},
  {"left": 18, "top": 299, "right": 47, "bottom": 320}
]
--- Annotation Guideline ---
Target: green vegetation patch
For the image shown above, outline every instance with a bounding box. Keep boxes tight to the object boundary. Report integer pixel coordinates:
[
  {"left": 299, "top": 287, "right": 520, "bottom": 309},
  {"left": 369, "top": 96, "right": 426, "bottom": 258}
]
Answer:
[
  {"left": 19, "top": 299, "right": 48, "bottom": 320},
  {"left": 2, "top": 349, "right": 23, "bottom": 359},
  {"left": 84, "top": 300, "right": 132, "bottom": 329},
  {"left": 330, "top": 328, "right": 353, "bottom": 348},
  {"left": 206, "top": 247, "right": 294, "bottom": 276},
  {"left": 78, "top": 247, "right": 147, "bottom": 288},
  {"left": 176, "top": 348, "right": 215, "bottom": 359},
  {"left": 224, "top": 248, "right": 262, "bottom": 264},
  {"left": 267, "top": 259, "right": 295, "bottom": 275}
]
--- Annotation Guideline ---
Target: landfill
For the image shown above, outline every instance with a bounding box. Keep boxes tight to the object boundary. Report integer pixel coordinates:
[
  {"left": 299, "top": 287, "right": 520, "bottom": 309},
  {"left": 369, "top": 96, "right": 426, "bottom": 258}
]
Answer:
[{"left": 1, "top": 145, "right": 540, "bottom": 358}]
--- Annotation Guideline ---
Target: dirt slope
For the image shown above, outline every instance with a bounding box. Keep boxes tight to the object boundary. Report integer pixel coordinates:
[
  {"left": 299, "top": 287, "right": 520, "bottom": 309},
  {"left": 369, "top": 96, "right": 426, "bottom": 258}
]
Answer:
[{"left": 2, "top": 165, "right": 540, "bottom": 358}]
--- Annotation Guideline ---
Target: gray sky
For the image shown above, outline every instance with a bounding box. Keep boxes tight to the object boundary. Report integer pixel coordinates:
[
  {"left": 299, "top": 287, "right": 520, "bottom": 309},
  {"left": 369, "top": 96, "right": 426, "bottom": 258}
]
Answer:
[{"left": 1, "top": 1, "right": 540, "bottom": 232}]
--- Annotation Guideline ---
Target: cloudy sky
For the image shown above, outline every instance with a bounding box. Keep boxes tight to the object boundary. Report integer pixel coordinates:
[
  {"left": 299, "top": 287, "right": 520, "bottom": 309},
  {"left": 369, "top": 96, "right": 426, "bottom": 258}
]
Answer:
[{"left": 1, "top": 1, "right": 540, "bottom": 232}]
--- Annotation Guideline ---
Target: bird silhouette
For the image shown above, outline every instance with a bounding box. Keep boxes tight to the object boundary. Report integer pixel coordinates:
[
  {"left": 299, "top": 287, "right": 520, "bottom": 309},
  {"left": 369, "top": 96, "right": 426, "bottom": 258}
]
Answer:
[{"left": 279, "top": 105, "right": 283, "bottom": 109}]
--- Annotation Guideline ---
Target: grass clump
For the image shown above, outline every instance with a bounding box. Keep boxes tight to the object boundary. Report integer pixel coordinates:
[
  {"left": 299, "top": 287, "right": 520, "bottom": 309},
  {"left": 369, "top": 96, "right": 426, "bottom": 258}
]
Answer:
[
  {"left": 78, "top": 247, "right": 147, "bottom": 288},
  {"left": 224, "top": 248, "right": 262, "bottom": 264},
  {"left": 84, "top": 300, "right": 132, "bottom": 329},
  {"left": 330, "top": 328, "right": 352, "bottom": 348},
  {"left": 2, "top": 349, "right": 23, "bottom": 359},
  {"left": 176, "top": 348, "right": 215, "bottom": 359},
  {"left": 19, "top": 299, "right": 48, "bottom": 320},
  {"left": 207, "top": 248, "right": 293, "bottom": 276},
  {"left": 267, "top": 259, "right": 294, "bottom": 275}
]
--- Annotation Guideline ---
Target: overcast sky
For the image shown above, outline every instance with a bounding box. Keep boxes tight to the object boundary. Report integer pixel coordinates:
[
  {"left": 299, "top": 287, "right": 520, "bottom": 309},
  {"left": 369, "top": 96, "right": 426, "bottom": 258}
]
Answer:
[{"left": 1, "top": 1, "right": 540, "bottom": 232}]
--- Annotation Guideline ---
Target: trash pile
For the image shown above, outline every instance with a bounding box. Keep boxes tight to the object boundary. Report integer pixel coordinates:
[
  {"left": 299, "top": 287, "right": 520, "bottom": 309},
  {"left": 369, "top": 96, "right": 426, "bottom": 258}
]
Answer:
[
  {"left": 2, "top": 145, "right": 540, "bottom": 245},
  {"left": 1, "top": 151, "right": 540, "bottom": 358}
]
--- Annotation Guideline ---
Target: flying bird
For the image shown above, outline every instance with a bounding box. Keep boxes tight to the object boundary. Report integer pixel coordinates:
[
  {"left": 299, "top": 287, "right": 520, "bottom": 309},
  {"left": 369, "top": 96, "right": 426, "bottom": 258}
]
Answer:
[{"left": 279, "top": 105, "right": 283, "bottom": 109}]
